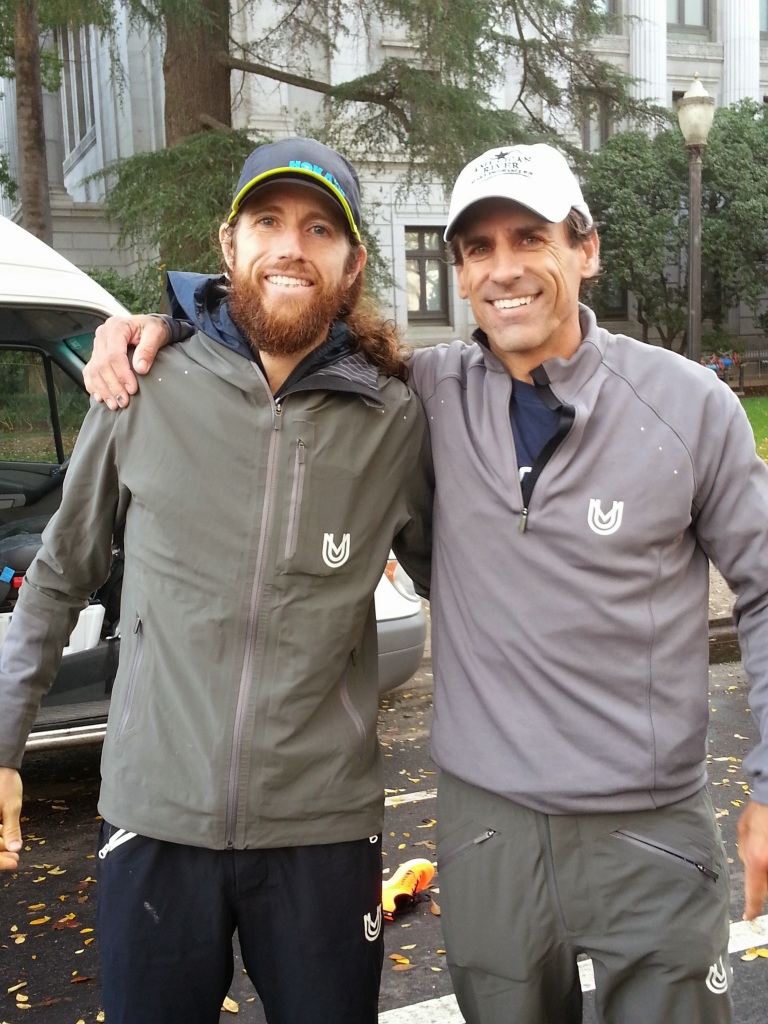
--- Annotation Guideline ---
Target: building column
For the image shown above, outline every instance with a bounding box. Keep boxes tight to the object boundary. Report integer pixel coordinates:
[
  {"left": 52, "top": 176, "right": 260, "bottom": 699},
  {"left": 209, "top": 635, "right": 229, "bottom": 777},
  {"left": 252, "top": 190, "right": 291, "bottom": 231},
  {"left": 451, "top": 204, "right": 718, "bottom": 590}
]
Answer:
[
  {"left": 42, "top": 89, "right": 69, "bottom": 196},
  {"left": 721, "top": 0, "right": 760, "bottom": 105},
  {"left": 627, "top": 0, "right": 667, "bottom": 107}
]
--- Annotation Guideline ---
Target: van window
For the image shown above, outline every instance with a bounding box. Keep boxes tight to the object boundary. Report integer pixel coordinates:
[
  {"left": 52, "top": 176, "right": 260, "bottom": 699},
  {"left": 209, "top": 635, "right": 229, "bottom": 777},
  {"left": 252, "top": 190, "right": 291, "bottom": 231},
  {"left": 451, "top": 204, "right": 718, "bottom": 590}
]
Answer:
[{"left": 0, "top": 348, "right": 89, "bottom": 464}]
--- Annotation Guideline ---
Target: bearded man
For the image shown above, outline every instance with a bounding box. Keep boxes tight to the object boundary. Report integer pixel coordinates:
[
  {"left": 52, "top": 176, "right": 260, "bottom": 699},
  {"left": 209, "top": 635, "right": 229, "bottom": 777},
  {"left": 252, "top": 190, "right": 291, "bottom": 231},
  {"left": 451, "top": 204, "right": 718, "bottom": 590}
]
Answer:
[{"left": 0, "top": 138, "right": 433, "bottom": 1024}]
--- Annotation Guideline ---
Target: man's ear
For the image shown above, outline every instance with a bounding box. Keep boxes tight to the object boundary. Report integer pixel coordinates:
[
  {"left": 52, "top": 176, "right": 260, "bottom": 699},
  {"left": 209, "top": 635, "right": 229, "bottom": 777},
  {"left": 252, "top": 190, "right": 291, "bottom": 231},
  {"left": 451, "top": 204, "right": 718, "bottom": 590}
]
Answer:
[
  {"left": 345, "top": 244, "right": 367, "bottom": 289},
  {"left": 581, "top": 230, "right": 600, "bottom": 280},
  {"left": 219, "top": 222, "right": 235, "bottom": 272},
  {"left": 455, "top": 263, "right": 469, "bottom": 300}
]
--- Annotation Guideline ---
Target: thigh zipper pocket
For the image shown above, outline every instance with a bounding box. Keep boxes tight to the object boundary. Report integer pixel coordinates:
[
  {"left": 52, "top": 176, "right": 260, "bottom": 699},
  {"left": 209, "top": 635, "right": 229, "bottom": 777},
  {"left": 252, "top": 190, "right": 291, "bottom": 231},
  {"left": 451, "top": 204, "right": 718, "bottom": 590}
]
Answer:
[
  {"left": 438, "top": 829, "right": 497, "bottom": 871},
  {"left": 612, "top": 828, "right": 718, "bottom": 882}
]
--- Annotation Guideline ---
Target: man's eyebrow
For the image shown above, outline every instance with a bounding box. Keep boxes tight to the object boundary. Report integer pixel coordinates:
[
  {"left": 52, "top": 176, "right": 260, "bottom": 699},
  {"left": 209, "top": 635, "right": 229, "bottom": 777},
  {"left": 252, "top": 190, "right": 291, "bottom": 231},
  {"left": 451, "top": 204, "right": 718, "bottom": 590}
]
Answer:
[{"left": 459, "top": 231, "right": 492, "bottom": 250}]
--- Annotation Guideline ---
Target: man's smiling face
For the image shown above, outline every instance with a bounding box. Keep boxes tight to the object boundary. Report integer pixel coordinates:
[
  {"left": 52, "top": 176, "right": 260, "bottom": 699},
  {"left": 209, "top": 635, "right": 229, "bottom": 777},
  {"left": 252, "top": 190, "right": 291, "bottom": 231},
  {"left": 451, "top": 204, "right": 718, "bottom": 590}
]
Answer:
[
  {"left": 220, "top": 180, "right": 365, "bottom": 357},
  {"left": 453, "top": 199, "right": 599, "bottom": 379}
]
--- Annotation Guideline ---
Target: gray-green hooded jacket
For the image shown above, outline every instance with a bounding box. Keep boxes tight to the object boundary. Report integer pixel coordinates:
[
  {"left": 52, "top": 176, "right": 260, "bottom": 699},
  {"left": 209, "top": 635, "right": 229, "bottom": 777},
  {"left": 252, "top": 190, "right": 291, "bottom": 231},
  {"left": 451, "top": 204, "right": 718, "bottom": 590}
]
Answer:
[{"left": 0, "top": 326, "right": 432, "bottom": 849}]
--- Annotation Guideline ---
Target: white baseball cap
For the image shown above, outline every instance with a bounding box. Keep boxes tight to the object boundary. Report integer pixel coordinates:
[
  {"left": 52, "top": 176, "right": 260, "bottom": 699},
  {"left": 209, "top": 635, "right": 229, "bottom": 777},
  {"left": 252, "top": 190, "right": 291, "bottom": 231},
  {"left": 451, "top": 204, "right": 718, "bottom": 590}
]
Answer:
[{"left": 444, "top": 143, "right": 593, "bottom": 241}]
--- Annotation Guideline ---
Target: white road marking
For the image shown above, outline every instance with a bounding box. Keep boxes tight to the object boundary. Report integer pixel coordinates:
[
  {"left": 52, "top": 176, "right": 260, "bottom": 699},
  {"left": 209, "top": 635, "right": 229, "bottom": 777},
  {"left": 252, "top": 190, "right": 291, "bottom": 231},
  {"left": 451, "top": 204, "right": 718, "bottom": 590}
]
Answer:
[
  {"left": 385, "top": 788, "right": 437, "bottom": 807},
  {"left": 378, "top": 914, "right": 768, "bottom": 1022}
]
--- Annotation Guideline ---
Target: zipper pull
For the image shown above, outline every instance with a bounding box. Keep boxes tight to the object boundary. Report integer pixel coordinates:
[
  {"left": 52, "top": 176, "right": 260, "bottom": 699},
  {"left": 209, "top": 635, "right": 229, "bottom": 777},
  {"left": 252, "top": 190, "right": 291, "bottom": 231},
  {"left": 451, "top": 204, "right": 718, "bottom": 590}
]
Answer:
[
  {"left": 274, "top": 402, "right": 283, "bottom": 429},
  {"left": 695, "top": 862, "right": 719, "bottom": 882},
  {"left": 474, "top": 829, "right": 497, "bottom": 845},
  {"left": 518, "top": 507, "right": 529, "bottom": 533}
]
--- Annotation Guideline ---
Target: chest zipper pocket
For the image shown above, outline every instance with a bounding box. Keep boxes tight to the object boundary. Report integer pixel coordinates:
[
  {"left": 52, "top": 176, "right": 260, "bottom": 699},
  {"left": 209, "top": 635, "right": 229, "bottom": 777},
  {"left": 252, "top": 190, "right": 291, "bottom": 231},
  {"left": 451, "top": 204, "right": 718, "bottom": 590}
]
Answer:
[
  {"left": 117, "top": 613, "right": 144, "bottom": 739},
  {"left": 438, "top": 829, "right": 498, "bottom": 871},
  {"left": 611, "top": 828, "right": 718, "bottom": 882},
  {"left": 285, "top": 440, "right": 307, "bottom": 560}
]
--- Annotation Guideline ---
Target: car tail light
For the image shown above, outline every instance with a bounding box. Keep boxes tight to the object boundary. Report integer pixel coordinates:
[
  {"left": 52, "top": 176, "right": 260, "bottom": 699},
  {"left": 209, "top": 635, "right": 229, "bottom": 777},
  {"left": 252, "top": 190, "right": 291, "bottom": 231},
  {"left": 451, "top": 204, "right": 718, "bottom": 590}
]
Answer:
[{"left": 384, "top": 558, "right": 420, "bottom": 602}]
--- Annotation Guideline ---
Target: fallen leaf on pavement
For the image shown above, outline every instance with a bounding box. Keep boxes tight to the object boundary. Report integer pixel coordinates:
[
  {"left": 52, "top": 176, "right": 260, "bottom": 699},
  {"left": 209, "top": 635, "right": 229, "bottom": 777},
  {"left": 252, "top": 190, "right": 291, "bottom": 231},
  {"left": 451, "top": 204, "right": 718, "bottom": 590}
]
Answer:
[
  {"left": 430, "top": 899, "right": 441, "bottom": 916},
  {"left": 221, "top": 996, "right": 239, "bottom": 1013}
]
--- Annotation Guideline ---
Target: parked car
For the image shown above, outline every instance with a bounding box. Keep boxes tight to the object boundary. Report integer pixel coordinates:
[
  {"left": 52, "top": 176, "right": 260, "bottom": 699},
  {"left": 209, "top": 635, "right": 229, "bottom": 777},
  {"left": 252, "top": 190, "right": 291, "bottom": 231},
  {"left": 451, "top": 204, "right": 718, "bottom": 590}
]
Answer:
[{"left": 0, "top": 216, "right": 426, "bottom": 753}]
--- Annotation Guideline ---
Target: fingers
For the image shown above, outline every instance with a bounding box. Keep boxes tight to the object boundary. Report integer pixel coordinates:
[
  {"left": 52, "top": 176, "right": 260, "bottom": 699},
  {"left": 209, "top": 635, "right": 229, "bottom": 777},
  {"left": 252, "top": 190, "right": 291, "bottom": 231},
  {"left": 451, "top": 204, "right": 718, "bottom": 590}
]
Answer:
[
  {"left": 0, "top": 768, "right": 23, "bottom": 871},
  {"left": 743, "top": 862, "right": 768, "bottom": 922},
  {"left": 133, "top": 317, "right": 170, "bottom": 376},
  {"left": 85, "top": 315, "right": 169, "bottom": 410},
  {"left": 737, "top": 800, "right": 768, "bottom": 920}
]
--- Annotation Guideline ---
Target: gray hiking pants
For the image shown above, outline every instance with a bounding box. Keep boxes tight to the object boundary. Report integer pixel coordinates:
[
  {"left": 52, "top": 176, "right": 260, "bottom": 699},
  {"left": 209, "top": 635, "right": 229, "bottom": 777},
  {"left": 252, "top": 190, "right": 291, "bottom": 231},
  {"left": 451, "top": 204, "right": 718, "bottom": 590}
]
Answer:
[{"left": 437, "top": 773, "right": 733, "bottom": 1024}]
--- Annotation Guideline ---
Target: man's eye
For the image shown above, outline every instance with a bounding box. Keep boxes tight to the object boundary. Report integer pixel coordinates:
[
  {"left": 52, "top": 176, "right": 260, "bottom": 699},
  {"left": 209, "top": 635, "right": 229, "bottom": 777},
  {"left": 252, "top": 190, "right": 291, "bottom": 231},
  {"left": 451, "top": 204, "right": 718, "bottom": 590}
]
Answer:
[
  {"left": 257, "top": 216, "right": 275, "bottom": 227},
  {"left": 311, "top": 224, "right": 331, "bottom": 236}
]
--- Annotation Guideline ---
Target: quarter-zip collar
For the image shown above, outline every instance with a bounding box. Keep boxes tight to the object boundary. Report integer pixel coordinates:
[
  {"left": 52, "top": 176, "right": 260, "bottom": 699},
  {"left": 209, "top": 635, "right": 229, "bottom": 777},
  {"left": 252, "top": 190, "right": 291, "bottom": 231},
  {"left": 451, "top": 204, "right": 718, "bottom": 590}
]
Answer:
[{"left": 471, "top": 303, "right": 607, "bottom": 401}]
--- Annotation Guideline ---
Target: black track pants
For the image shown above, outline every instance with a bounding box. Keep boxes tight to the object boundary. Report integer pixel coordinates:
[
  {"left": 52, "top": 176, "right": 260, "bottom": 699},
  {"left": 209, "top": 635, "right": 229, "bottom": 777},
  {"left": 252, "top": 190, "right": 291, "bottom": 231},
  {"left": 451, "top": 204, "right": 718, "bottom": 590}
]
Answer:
[
  {"left": 96, "top": 823, "right": 384, "bottom": 1024},
  {"left": 437, "top": 775, "right": 733, "bottom": 1024}
]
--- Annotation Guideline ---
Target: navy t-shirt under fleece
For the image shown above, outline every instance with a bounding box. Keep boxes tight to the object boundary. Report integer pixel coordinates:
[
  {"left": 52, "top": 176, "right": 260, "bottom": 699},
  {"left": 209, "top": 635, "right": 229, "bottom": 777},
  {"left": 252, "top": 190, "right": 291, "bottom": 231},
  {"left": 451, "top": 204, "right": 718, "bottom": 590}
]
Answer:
[{"left": 510, "top": 378, "right": 560, "bottom": 484}]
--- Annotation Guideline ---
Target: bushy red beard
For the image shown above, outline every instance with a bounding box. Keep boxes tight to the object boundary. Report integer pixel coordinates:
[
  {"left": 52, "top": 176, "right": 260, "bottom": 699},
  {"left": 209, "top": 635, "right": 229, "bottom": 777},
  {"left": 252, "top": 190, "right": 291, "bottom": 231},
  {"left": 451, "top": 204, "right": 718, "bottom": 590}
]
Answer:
[{"left": 228, "top": 262, "right": 350, "bottom": 357}]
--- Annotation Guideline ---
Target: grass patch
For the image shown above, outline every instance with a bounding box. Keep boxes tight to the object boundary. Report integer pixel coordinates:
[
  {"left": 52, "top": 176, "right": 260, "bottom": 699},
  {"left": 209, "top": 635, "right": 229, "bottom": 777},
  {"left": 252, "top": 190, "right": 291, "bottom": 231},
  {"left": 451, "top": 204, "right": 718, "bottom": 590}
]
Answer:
[{"left": 741, "top": 396, "right": 768, "bottom": 462}]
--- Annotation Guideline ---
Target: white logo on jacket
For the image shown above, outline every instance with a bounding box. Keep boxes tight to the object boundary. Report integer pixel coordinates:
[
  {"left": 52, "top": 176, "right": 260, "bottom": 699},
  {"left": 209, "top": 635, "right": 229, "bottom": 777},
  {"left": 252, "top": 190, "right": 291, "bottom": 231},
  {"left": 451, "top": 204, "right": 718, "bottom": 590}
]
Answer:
[
  {"left": 322, "top": 533, "right": 351, "bottom": 568},
  {"left": 587, "top": 498, "right": 624, "bottom": 536},
  {"left": 364, "top": 904, "right": 382, "bottom": 942},
  {"left": 705, "top": 955, "right": 729, "bottom": 995}
]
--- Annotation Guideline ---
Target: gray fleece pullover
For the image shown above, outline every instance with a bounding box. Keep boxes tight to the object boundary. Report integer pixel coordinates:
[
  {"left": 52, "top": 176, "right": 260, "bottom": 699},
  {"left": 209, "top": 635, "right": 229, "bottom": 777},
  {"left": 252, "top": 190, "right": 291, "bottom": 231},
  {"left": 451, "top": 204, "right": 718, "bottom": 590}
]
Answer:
[{"left": 410, "top": 305, "right": 768, "bottom": 813}]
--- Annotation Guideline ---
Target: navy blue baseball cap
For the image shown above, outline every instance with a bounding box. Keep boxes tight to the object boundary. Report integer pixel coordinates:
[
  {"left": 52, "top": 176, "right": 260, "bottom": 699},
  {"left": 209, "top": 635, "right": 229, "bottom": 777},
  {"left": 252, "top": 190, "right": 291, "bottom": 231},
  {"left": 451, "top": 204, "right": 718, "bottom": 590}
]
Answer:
[{"left": 228, "top": 137, "right": 362, "bottom": 240}]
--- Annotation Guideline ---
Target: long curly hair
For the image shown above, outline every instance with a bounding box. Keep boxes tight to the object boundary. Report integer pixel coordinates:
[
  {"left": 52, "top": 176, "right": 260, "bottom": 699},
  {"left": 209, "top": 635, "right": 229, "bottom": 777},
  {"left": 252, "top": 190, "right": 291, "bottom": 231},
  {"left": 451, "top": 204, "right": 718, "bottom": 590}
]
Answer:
[{"left": 340, "top": 239, "right": 410, "bottom": 382}]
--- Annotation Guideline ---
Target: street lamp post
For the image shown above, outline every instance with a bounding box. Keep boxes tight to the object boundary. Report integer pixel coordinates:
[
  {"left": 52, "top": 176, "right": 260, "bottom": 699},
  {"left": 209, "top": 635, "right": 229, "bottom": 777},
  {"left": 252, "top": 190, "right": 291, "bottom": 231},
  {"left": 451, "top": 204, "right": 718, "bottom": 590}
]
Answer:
[{"left": 677, "top": 74, "right": 715, "bottom": 365}]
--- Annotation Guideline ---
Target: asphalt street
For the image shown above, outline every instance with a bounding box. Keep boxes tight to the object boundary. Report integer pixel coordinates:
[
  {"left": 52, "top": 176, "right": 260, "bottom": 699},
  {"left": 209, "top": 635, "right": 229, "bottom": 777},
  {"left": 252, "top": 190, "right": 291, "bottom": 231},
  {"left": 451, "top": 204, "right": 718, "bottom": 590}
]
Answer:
[{"left": 1, "top": 658, "right": 767, "bottom": 1022}]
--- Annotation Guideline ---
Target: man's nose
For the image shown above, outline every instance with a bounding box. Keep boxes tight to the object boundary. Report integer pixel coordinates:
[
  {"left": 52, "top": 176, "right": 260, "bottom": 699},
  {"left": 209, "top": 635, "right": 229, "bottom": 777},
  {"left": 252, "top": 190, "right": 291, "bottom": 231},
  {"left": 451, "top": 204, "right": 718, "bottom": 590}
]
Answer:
[
  {"left": 488, "top": 246, "right": 524, "bottom": 284},
  {"left": 275, "top": 226, "right": 306, "bottom": 261}
]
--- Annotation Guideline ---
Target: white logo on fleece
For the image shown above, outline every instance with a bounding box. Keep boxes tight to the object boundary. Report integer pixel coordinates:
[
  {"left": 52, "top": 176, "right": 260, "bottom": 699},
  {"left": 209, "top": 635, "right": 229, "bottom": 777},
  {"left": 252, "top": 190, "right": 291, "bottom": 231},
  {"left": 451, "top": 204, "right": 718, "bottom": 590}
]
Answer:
[{"left": 587, "top": 498, "right": 624, "bottom": 536}]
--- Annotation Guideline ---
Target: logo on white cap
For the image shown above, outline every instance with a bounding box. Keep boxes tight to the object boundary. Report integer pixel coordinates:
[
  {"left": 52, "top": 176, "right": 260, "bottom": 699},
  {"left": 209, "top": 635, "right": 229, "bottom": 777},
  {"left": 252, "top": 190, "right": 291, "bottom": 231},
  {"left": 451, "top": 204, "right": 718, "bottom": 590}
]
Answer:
[
  {"left": 470, "top": 149, "right": 534, "bottom": 185},
  {"left": 444, "top": 143, "right": 592, "bottom": 241}
]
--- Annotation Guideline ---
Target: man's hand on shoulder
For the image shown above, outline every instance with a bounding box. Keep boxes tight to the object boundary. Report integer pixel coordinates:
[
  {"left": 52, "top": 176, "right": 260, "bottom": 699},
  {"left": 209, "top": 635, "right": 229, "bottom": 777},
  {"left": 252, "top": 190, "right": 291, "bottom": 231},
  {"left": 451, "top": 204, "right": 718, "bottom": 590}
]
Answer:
[
  {"left": 0, "top": 766, "right": 23, "bottom": 870},
  {"left": 84, "top": 315, "right": 171, "bottom": 410},
  {"left": 737, "top": 799, "right": 768, "bottom": 920}
]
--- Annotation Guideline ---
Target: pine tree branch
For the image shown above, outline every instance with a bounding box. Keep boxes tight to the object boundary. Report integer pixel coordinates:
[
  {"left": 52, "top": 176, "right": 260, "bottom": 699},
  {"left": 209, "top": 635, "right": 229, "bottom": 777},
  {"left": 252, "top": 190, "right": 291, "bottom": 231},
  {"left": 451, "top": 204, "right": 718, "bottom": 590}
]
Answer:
[{"left": 216, "top": 51, "right": 412, "bottom": 133}]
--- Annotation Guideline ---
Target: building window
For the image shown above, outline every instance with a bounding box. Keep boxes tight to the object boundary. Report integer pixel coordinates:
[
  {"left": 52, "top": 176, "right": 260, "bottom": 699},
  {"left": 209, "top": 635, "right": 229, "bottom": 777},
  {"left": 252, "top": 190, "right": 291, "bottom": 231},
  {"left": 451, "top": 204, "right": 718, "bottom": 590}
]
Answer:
[
  {"left": 667, "top": 0, "right": 709, "bottom": 30},
  {"left": 581, "top": 97, "right": 612, "bottom": 152},
  {"left": 594, "top": 285, "right": 629, "bottom": 322},
  {"left": 57, "top": 26, "right": 96, "bottom": 157},
  {"left": 405, "top": 228, "right": 449, "bottom": 324},
  {"left": 761, "top": 0, "right": 768, "bottom": 35}
]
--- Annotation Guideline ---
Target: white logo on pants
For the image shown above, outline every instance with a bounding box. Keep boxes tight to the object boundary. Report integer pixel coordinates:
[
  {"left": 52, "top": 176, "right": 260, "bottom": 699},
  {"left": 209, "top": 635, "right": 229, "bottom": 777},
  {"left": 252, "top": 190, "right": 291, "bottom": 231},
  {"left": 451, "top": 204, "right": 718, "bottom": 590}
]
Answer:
[
  {"left": 587, "top": 498, "right": 624, "bottom": 536},
  {"left": 705, "top": 955, "right": 729, "bottom": 995},
  {"left": 322, "top": 533, "right": 350, "bottom": 568},
  {"left": 364, "top": 904, "right": 382, "bottom": 942}
]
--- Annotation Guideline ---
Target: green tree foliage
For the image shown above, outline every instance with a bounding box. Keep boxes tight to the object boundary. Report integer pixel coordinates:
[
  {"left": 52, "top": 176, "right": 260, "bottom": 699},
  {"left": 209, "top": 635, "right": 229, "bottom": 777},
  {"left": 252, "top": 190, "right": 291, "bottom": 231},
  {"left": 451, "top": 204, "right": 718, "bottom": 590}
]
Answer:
[
  {"left": 228, "top": 0, "right": 658, "bottom": 187},
  {"left": 95, "top": 0, "right": 660, "bottom": 283},
  {"left": 92, "top": 128, "right": 263, "bottom": 277},
  {"left": 584, "top": 101, "right": 768, "bottom": 352}
]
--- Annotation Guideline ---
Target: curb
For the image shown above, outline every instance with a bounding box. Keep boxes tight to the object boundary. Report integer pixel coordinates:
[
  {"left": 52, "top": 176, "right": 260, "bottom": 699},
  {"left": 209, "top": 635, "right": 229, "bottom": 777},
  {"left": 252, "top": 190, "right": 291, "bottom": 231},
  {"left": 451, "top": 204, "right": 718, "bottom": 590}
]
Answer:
[{"left": 708, "top": 617, "right": 740, "bottom": 664}]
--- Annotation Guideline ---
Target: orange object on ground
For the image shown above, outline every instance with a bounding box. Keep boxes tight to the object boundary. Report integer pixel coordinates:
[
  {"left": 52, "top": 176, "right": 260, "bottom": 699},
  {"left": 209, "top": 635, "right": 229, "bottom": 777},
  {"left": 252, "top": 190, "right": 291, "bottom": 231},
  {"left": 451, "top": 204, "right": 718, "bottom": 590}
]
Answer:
[{"left": 382, "top": 859, "right": 435, "bottom": 920}]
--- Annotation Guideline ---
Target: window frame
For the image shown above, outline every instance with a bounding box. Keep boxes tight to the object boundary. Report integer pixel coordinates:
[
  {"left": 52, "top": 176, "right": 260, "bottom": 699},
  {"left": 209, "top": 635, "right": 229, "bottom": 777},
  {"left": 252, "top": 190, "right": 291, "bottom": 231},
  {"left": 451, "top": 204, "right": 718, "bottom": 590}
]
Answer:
[
  {"left": 404, "top": 227, "right": 450, "bottom": 325},
  {"left": 666, "top": 0, "right": 710, "bottom": 33}
]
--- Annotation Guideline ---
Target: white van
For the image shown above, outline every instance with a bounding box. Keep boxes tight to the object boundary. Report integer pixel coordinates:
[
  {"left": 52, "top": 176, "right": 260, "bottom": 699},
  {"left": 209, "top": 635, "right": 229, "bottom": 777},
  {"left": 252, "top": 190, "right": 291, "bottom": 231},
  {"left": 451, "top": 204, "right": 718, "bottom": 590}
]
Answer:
[{"left": 0, "top": 215, "right": 127, "bottom": 751}]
